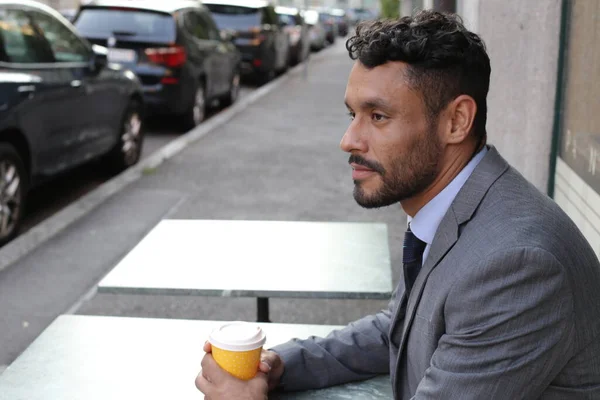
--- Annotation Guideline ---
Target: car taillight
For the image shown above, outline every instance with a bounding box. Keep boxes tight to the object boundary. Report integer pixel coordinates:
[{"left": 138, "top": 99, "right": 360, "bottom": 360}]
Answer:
[
  {"left": 161, "top": 77, "right": 179, "bottom": 85},
  {"left": 145, "top": 45, "right": 186, "bottom": 68}
]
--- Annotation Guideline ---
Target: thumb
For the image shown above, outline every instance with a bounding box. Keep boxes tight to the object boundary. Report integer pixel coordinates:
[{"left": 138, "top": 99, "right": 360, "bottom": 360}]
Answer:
[
  {"left": 203, "top": 341, "right": 212, "bottom": 353},
  {"left": 260, "top": 350, "right": 282, "bottom": 372}
]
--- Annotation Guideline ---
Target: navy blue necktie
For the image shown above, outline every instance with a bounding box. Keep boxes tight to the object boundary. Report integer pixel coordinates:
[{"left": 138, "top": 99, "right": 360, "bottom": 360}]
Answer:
[{"left": 403, "top": 225, "right": 427, "bottom": 296}]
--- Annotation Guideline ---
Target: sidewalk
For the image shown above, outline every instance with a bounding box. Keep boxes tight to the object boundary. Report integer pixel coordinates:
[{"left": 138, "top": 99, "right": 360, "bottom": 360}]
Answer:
[{"left": 0, "top": 41, "right": 407, "bottom": 367}]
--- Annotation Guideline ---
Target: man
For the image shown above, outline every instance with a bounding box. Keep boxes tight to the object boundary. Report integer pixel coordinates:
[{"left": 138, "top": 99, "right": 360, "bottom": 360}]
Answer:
[{"left": 196, "top": 10, "right": 600, "bottom": 399}]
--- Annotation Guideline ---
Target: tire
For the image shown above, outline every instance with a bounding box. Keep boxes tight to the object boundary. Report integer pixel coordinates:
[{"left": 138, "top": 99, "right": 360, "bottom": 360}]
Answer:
[
  {"left": 104, "top": 99, "right": 144, "bottom": 173},
  {"left": 0, "top": 143, "right": 27, "bottom": 247},
  {"left": 221, "top": 69, "right": 240, "bottom": 107},
  {"left": 181, "top": 82, "right": 206, "bottom": 131}
]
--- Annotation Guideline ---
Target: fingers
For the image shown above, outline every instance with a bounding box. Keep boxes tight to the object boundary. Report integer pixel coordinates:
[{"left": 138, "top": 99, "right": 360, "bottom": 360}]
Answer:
[
  {"left": 203, "top": 341, "right": 212, "bottom": 353},
  {"left": 195, "top": 370, "right": 211, "bottom": 394},
  {"left": 261, "top": 350, "right": 284, "bottom": 391},
  {"left": 200, "top": 353, "right": 226, "bottom": 385},
  {"left": 260, "top": 350, "right": 276, "bottom": 367},
  {"left": 258, "top": 361, "right": 271, "bottom": 373},
  {"left": 261, "top": 350, "right": 282, "bottom": 371}
]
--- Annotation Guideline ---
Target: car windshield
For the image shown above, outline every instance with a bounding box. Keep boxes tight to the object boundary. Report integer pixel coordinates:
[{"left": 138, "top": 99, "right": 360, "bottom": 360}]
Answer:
[
  {"left": 205, "top": 4, "right": 261, "bottom": 30},
  {"left": 74, "top": 8, "right": 176, "bottom": 43}
]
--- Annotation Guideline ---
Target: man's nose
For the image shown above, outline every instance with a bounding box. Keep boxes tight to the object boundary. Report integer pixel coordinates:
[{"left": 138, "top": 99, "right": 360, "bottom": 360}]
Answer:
[{"left": 340, "top": 119, "right": 367, "bottom": 153}]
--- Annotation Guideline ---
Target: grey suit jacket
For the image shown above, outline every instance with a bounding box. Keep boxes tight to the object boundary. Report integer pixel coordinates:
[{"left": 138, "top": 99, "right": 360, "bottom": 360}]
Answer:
[{"left": 271, "top": 147, "right": 600, "bottom": 399}]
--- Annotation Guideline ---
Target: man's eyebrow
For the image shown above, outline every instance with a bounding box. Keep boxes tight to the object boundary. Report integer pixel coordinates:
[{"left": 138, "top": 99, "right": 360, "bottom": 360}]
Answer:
[{"left": 344, "top": 98, "right": 393, "bottom": 112}]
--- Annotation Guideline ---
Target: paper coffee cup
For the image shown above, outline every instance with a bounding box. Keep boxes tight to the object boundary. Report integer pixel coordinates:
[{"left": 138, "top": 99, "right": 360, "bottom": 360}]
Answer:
[{"left": 208, "top": 321, "right": 267, "bottom": 380}]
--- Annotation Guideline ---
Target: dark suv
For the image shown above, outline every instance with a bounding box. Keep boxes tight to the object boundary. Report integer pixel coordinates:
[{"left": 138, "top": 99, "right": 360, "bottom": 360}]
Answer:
[
  {"left": 204, "top": 0, "right": 289, "bottom": 84},
  {"left": 74, "top": 0, "right": 242, "bottom": 130},
  {"left": 0, "top": 0, "right": 144, "bottom": 245}
]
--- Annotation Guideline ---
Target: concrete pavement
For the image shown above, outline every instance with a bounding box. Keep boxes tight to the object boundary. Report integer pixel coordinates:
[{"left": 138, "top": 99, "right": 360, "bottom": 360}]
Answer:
[{"left": 0, "top": 40, "right": 407, "bottom": 368}]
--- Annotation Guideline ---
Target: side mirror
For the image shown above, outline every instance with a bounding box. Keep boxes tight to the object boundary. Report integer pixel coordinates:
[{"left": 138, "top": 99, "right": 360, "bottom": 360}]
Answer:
[{"left": 90, "top": 44, "right": 108, "bottom": 71}]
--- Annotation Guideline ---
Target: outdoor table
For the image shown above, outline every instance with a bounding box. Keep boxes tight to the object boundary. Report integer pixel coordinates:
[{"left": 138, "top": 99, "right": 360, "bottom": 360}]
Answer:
[
  {"left": 98, "top": 219, "right": 393, "bottom": 322},
  {"left": 0, "top": 315, "right": 392, "bottom": 399}
]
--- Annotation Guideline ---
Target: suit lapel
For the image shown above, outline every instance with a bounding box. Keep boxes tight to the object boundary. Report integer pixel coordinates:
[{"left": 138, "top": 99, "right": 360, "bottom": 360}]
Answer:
[
  {"left": 397, "top": 209, "right": 459, "bottom": 358},
  {"left": 393, "top": 146, "right": 510, "bottom": 391}
]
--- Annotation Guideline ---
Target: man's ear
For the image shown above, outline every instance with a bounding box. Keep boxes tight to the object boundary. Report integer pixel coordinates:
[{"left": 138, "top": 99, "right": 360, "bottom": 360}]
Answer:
[{"left": 446, "top": 95, "right": 477, "bottom": 144}]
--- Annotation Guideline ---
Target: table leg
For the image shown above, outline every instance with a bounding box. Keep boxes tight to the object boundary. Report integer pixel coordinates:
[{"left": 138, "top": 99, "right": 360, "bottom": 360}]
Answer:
[{"left": 257, "top": 297, "right": 270, "bottom": 322}]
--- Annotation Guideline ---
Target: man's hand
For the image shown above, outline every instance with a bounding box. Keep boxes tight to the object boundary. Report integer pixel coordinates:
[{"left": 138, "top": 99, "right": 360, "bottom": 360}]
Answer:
[
  {"left": 259, "top": 349, "right": 285, "bottom": 391},
  {"left": 195, "top": 342, "right": 285, "bottom": 399}
]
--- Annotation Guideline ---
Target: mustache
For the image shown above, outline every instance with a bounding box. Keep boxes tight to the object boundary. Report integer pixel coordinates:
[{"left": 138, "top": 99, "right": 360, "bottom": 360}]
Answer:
[{"left": 348, "top": 154, "right": 385, "bottom": 175}]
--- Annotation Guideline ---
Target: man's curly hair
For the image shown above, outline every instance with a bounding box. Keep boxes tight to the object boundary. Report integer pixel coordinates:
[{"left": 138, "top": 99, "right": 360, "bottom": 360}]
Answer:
[{"left": 346, "top": 10, "right": 491, "bottom": 141}]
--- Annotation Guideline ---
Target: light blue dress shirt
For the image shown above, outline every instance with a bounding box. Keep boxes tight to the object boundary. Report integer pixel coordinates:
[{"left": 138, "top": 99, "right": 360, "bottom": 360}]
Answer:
[{"left": 408, "top": 148, "right": 488, "bottom": 264}]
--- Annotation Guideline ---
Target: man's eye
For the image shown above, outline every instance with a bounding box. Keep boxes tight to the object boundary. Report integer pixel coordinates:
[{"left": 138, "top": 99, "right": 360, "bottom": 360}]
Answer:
[
  {"left": 347, "top": 112, "right": 355, "bottom": 120},
  {"left": 372, "top": 113, "right": 386, "bottom": 121}
]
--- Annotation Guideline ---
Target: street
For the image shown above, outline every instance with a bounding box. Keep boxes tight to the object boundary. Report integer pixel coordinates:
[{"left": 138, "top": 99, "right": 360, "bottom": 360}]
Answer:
[{"left": 0, "top": 42, "right": 404, "bottom": 373}]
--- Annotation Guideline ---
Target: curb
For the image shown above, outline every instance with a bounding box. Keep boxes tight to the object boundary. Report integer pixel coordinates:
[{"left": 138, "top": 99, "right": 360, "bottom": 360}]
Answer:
[{"left": 0, "top": 52, "right": 328, "bottom": 273}]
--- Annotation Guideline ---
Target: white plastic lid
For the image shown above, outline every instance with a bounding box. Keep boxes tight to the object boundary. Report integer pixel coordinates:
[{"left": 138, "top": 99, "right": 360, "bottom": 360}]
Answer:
[{"left": 209, "top": 321, "right": 266, "bottom": 352}]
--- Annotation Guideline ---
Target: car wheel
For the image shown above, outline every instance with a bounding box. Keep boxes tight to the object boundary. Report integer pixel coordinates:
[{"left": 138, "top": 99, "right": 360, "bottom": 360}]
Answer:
[
  {"left": 0, "top": 143, "right": 26, "bottom": 246},
  {"left": 105, "top": 99, "right": 144, "bottom": 173},
  {"left": 222, "top": 69, "right": 240, "bottom": 107},
  {"left": 182, "top": 82, "right": 206, "bottom": 131}
]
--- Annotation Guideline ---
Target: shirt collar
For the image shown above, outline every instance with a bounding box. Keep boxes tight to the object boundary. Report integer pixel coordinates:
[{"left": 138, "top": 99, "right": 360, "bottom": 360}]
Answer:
[{"left": 408, "top": 147, "right": 488, "bottom": 244}]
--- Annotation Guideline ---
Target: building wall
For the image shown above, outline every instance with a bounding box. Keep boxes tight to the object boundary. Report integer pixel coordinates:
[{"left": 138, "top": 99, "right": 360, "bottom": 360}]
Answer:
[
  {"left": 553, "top": 0, "right": 600, "bottom": 258},
  {"left": 402, "top": 0, "right": 561, "bottom": 192},
  {"left": 477, "top": 0, "right": 562, "bottom": 192},
  {"left": 456, "top": 0, "right": 477, "bottom": 31}
]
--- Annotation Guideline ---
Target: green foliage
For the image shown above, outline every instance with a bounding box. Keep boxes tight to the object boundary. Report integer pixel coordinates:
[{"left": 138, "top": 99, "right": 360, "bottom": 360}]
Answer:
[{"left": 380, "top": 0, "right": 400, "bottom": 19}]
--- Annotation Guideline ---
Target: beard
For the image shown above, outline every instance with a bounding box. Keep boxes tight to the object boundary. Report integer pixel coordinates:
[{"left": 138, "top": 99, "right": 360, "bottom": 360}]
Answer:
[{"left": 352, "top": 128, "right": 442, "bottom": 209}]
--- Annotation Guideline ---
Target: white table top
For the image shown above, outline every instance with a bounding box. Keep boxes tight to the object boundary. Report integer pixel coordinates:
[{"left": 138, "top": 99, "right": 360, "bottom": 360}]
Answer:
[
  {"left": 98, "top": 219, "right": 392, "bottom": 299},
  {"left": 0, "top": 315, "right": 392, "bottom": 399}
]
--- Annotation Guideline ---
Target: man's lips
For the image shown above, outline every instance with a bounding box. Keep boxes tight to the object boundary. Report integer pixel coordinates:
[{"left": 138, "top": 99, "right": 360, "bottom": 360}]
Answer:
[{"left": 350, "top": 163, "right": 377, "bottom": 180}]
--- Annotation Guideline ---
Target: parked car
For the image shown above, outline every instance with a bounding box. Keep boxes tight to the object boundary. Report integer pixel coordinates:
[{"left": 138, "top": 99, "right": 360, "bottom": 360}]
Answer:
[
  {"left": 347, "top": 7, "right": 378, "bottom": 25},
  {"left": 74, "top": 0, "right": 242, "bottom": 130},
  {"left": 0, "top": 0, "right": 145, "bottom": 245},
  {"left": 204, "top": 0, "right": 289, "bottom": 84},
  {"left": 331, "top": 8, "right": 349, "bottom": 37},
  {"left": 275, "top": 6, "right": 309, "bottom": 66},
  {"left": 302, "top": 9, "right": 326, "bottom": 52},
  {"left": 318, "top": 10, "right": 338, "bottom": 44}
]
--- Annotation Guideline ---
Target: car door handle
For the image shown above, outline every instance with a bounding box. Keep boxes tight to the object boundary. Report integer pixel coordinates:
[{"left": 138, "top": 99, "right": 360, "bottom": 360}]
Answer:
[
  {"left": 70, "top": 80, "right": 82, "bottom": 88},
  {"left": 17, "top": 85, "right": 36, "bottom": 93}
]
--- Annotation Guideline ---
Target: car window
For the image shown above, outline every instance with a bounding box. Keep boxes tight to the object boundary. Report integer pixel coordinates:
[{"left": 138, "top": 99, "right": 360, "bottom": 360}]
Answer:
[
  {"left": 184, "top": 11, "right": 209, "bottom": 40},
  {"left": 204, "top": 4, "right": 261, "bottom": 30},
  {"left": 75, "top": 8, "right": 176, "bottom": 44},
  {"left": 277, "top": 13, "right": 295, "bottom": 26},
  {"left": 31, "top": 10, "right": 89, "bottom": 63},
  {"left": 198, "top": 10, "right": 220, "bottom": 41},
  {"left": 0, "top": 8, "right": 52, "bottom": 63}
]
